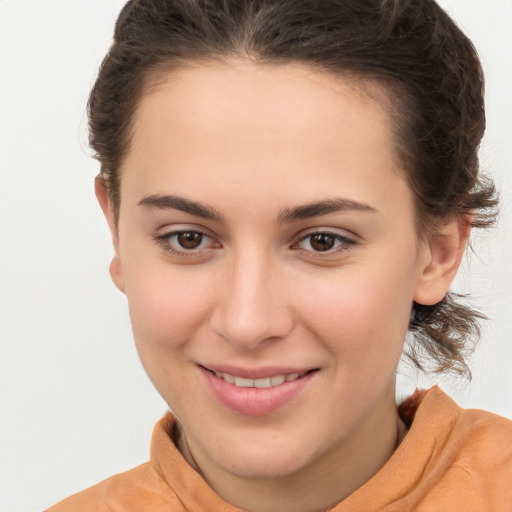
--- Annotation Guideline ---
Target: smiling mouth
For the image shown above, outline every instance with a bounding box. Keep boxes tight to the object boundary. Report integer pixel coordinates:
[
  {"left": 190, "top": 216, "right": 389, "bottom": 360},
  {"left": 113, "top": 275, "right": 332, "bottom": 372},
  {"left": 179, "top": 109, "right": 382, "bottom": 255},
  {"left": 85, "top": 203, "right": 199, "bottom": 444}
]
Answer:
[{"left": 201, "top": 366, "right": 318, "bottom": 389}]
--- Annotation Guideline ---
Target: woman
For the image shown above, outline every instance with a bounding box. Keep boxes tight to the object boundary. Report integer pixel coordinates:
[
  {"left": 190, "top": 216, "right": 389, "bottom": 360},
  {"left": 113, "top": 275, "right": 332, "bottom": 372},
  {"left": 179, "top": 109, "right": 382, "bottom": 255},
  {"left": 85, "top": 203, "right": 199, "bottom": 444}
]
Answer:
[{"left": 47, "top": 0, "right": 511, "bottom": 510}]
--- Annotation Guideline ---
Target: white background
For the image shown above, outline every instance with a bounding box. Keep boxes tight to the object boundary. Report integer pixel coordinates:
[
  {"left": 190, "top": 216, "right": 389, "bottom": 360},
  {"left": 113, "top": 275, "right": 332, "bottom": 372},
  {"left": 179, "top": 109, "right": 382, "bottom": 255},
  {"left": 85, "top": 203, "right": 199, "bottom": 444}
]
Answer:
[{"left": 0, "top": 1, "right": 511, "bottom": 511}]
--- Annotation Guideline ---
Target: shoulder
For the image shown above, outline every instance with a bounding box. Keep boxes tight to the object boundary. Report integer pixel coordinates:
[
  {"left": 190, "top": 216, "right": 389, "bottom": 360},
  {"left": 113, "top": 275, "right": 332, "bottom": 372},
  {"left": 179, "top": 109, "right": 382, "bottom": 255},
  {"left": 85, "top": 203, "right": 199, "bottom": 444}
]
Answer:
[
  {"left": 408, "top": 387, "right": 512, "bottom": 451},
  {"left": 404, "top": 386, "right": 512, "bottom": 466},
  {"left": 45, "top": 461, "right": 187, "bottom": 512},
  {"left": 400, "top": 387, "right": 512, "bottom": 509},
  {"left": 44, "top": 412, "right": 219, "bottom": 512},
  {"left": 450, "top": 401, "right": 512, "bottom": 474}
]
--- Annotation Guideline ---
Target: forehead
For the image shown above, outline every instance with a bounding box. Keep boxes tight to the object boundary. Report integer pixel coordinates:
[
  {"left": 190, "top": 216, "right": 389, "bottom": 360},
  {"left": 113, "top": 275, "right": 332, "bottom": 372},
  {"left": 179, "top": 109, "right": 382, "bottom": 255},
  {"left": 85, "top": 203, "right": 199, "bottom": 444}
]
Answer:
[
  {"left": 122, "top": 60, "right": 411, "bottom": 218},
  {"left": 133, "top": 60, "right": 396, "bottom": 153}
]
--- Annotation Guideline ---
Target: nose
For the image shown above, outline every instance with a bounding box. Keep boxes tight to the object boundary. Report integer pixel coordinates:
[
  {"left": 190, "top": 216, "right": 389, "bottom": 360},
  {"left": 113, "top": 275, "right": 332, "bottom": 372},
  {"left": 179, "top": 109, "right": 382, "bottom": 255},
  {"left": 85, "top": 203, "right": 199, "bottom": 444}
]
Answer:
[{"left": 210, "top": 250, "right": 294, "bottom": 350}]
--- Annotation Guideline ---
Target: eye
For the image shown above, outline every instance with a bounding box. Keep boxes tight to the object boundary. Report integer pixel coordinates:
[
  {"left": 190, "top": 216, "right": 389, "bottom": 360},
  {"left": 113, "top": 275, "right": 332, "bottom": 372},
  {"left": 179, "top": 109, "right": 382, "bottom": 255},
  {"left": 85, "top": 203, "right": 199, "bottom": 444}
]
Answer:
[
  {"left": 296, "top": 231, "right": 355, "bottom": 253},
  {"left": 153, "top": 229, "right": 219, "bottom": 255},
  {"left": 174, "top": 231, "right": 207, "bottom": 250}
]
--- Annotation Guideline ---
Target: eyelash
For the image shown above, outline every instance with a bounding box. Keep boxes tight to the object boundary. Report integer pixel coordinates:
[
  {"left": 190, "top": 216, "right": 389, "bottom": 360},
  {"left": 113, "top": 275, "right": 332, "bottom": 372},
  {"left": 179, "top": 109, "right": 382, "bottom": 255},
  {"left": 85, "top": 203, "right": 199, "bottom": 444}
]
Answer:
[
  {"left": 152, "top": 229, "right": 357, "bottom": 257},
  {"left": 293, "top": 230, "right": 357, "bottom": 255},
  {"left": 152, "top": 230, "right": 218, "bottom": 257}
]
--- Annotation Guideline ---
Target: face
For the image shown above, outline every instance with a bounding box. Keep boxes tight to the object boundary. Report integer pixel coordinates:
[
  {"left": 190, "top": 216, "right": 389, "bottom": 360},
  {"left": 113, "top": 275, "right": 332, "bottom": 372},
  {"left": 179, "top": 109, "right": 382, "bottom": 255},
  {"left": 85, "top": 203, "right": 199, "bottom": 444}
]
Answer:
[{"left": 102, "top": 61, "right": 452, "bottom": 481}]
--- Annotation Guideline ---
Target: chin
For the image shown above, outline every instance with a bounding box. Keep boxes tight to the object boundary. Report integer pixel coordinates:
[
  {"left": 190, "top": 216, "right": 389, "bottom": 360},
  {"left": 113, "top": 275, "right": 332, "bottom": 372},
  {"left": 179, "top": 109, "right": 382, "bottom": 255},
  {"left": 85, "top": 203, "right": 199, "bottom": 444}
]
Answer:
[
  {"left": 209, "top": 435, "right": 317, "bottom": 480},
  {"left": 222, "top": 455, "right": 306, "bottom": 480}
]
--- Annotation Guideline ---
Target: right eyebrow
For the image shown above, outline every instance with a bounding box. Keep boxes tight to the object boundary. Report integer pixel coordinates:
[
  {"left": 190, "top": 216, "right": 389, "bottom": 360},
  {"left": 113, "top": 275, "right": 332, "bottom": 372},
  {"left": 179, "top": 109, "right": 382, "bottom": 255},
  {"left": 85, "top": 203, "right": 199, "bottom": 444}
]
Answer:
[{"left": 138, "top": 194, "right": 223, "bottom": 222}]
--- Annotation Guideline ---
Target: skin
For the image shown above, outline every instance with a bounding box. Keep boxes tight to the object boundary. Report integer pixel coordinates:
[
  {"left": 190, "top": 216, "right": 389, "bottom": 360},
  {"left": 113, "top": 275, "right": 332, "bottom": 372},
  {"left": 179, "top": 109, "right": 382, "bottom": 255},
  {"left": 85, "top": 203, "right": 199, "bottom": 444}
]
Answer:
[{"left": 97, "top": 61, "right": 469, "bottom": 512}]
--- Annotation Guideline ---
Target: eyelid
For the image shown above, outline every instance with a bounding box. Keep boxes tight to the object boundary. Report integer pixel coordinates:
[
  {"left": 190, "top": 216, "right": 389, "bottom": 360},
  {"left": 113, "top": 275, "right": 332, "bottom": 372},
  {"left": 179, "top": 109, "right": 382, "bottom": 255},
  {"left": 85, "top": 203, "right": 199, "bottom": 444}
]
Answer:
[
  {"left": 292, "top": 228, "right": 358, "bottom": 254},
  {"left": 154, "top": 222, "right": 216, "bottom": 237},
  {"left": 152, "top": 224, "right": 221, "bottom": 256},
  {"left": 296, "top": 226, "right": 358, "bottom": 241},
  {"left": 151, "top": 224, "right": 357, "bottom": 258}
]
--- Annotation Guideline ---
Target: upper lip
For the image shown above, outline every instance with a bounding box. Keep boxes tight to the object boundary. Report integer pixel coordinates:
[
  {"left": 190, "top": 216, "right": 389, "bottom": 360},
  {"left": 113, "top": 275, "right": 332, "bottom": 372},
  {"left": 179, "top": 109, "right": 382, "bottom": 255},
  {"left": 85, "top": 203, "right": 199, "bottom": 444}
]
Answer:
[{"left": 199, "top": 363, "right": 318, "bottom": 379}]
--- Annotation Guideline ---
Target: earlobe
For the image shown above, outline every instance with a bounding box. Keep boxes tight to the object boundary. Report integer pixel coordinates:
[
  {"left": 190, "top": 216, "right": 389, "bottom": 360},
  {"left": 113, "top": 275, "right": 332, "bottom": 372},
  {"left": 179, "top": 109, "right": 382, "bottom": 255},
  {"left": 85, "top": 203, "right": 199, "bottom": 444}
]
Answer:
[
  {"left": 109, "top": 254, "right": 126, "bottom": 294},
  {"left": 414, "top": 216, "right": 471, "bottom": 306},
  {"left": 95, "top": 176, "right": 126, "bottom": 294}
]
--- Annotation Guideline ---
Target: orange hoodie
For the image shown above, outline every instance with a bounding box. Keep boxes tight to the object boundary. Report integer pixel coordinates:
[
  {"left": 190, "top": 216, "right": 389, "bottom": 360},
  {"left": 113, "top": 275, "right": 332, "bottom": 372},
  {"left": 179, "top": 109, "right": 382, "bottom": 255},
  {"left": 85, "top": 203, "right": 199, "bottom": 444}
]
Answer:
[{"left": 46, "top": 387, "right": 512, "bottom": 512}]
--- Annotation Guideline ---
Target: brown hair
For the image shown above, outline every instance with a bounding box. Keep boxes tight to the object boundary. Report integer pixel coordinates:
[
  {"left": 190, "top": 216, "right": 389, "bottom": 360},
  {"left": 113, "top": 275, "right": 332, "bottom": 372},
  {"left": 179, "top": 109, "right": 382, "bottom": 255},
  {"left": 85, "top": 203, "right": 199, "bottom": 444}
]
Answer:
[{"left": 88, "top": 0, "right": 498, "bottom": 376}]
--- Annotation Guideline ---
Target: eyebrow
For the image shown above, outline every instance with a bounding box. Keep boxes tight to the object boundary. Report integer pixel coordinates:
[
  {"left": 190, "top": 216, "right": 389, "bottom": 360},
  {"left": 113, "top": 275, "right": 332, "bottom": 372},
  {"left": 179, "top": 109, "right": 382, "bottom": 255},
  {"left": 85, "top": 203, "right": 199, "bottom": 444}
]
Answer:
[
  {"left": 138, "top": 194, "right": 376, "bottom": 223},
  {"left": 277, "top": 197, "right": 377, "bottom": 224},
  {"left": 138, "top": 194, "right": 223, "bottom": 221}
]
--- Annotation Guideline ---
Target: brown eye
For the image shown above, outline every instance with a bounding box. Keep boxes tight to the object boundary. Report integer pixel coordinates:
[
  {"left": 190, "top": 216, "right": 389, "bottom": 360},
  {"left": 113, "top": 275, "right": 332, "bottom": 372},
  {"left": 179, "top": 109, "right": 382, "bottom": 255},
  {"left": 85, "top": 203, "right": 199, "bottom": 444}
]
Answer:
[
  {"left": 153, "top": 229, "right": 218, "bottom": 256},
  {"left": 177, "top": 232, "right": 204, "bottom": 249},
  {"left": 310, "top": 233, "right": 336, "bottom": 251},
  {"left": 296, "top": 231, "right": 355, "bottom": 254}
]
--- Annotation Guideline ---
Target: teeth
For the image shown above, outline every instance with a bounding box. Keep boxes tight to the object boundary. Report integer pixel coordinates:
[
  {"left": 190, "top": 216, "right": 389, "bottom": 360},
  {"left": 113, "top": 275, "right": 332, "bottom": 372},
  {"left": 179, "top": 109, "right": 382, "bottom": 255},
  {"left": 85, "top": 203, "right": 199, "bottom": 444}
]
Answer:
[
  {"left": 212, "top": 370, "right": 307, "bottom": 388},
  {"left": 254, "top": 377, "right": 271, "bottom": 388},
  {"left": 222, "top": 372, "right": 236, "bottom": 384},
  {"left": 270, "top": 375, "right": 285, "bottom": 386},
  {"left": 234, "top": 376, "right": 254, "bottom": 387}
]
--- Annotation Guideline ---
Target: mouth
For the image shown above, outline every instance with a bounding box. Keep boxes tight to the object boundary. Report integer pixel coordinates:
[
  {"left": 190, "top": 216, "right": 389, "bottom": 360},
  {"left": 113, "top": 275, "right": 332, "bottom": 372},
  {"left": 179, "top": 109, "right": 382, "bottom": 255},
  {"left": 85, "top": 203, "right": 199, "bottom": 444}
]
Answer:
[
  {"left": 199, "top": 364, "right": 319, "bottom": 416},
  {"left": 201, "top": 366, "right": 317, "bottom": 389}
]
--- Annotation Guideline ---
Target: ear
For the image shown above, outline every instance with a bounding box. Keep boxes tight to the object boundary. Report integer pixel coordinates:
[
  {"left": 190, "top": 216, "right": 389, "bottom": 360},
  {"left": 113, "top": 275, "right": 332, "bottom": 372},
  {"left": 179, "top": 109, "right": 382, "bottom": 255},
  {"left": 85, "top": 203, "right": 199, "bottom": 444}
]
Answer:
[
  {"left": 414, "top": 215, "right": 471, "bottom": 306},
  {"left": 95, "top": 177, "right": 125, "bottom": 294}
]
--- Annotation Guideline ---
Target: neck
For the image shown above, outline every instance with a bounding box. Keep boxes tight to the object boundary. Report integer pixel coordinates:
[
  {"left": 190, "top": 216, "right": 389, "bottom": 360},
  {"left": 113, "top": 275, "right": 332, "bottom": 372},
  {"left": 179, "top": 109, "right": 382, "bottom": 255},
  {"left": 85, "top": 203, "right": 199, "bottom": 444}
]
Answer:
[{"left": 176, "top": 389, "right": 406, "bottom": 512}]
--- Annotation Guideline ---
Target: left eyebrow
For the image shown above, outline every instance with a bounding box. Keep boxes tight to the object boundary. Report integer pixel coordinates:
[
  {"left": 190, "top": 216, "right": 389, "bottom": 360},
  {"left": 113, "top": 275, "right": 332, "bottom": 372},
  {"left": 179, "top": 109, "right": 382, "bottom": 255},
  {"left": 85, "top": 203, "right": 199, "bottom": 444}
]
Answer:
[{"left": 277, "top": 197, "right": 377, "bottom": 224}]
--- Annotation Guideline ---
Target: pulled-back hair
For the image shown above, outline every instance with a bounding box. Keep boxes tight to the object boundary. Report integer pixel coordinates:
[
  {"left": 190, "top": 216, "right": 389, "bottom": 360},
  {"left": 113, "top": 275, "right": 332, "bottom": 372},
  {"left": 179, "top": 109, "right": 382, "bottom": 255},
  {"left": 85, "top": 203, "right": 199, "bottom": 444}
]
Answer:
[{"left": 88, "top": 0, "right": 498, "bottom": 376}]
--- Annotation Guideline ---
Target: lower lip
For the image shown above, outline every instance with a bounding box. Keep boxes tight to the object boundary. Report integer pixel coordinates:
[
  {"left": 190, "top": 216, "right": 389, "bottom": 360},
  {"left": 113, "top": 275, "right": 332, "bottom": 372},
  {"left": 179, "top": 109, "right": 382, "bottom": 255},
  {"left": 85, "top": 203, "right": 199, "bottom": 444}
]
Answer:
[{"left": 200, "top": 367, "right": 315, "bottom": 417}]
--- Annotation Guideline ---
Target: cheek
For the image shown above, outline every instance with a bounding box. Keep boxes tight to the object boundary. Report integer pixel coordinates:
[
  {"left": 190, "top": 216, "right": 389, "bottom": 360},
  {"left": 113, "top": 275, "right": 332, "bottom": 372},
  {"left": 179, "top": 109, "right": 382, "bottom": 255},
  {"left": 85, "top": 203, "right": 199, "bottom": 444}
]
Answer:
[
  {"left": 124, "top": 262, "right": 213, "bottom": 351},
  {"left": 122, "top": 262, "right": 217, "bottom": 405},
  {"left": 297, "top": 262, "right": 415, "bottom": 362}
]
